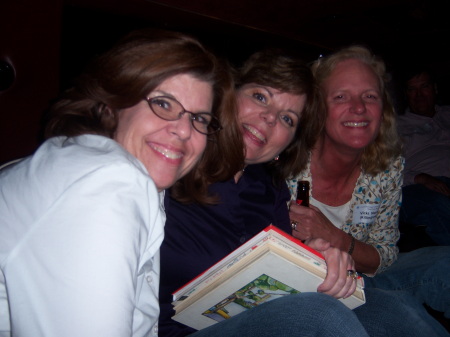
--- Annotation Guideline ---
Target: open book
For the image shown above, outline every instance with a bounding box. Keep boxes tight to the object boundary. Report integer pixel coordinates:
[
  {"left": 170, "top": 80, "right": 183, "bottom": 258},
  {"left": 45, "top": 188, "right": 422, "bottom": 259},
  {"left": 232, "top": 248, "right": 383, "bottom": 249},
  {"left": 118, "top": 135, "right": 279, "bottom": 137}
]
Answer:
[{"left": 171, "top": 225, "right": 366, "bottom": 330}]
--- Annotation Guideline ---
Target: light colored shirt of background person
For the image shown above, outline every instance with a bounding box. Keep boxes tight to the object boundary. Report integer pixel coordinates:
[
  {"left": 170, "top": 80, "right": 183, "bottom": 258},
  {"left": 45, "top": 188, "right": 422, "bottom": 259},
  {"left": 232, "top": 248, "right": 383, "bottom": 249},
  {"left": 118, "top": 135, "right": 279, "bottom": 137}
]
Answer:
[
  {"left": 396, "top": 70, "right": 450, "bottom": 190},
  {"left": 396, "top": 68, "right": 450, "bottom": 246}
]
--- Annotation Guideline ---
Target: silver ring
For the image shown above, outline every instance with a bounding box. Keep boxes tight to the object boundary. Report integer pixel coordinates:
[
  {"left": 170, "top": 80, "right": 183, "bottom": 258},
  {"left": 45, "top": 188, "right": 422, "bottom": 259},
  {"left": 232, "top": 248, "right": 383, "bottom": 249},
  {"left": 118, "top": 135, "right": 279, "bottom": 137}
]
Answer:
[
  {"left": 291, "top": 220, "right": 298, "bottom": 231},
  {"left": 346, "top": 269, "right": 358, "bottom": 280}
]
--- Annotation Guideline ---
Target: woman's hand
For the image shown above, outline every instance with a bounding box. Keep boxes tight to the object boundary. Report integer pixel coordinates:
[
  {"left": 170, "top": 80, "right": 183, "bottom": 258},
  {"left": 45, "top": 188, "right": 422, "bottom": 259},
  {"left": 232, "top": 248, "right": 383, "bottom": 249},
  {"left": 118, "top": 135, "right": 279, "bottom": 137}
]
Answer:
[
  {"left": 415, "top": 173, "right": 450, "bottom": 196},
  {"left": 289, "top": 202, "right": 340, "bottom": 243},
  {"left": 305, "top": 238, "right": 357, "bottom": 299}
]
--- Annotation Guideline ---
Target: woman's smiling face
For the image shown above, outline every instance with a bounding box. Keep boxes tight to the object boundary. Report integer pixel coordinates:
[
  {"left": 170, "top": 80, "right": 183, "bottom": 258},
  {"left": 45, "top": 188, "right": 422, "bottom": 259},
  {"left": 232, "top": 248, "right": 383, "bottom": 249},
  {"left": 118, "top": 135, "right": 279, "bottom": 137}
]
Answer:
[
  {"left": 237, "top": 83, "right": 306, "bottom": 165},
  {"left": 114, "top": 73, "right": 213, "bottom": 192},
  {"left": 322, "top": 59, "right": 383, "bottom": 153}
]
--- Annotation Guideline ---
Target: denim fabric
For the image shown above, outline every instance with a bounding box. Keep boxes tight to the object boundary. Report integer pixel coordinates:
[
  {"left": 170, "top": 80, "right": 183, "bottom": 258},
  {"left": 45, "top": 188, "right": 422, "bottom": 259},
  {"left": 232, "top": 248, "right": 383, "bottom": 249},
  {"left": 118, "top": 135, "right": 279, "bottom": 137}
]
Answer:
[
  {"left": 400, "top": 176, "right": 450, "bottom": 245},
  {"left": 189, "top": 293, "right": 369, "bottom": 337},
  {"left": 355, "top": 288, "right": 449, "bottom": 336},
  {"left": 363, "top": 246, "right": 450, "bottom": 336},
  {"left": 365, "top": 246, "right": 450, "bottom": 317}
]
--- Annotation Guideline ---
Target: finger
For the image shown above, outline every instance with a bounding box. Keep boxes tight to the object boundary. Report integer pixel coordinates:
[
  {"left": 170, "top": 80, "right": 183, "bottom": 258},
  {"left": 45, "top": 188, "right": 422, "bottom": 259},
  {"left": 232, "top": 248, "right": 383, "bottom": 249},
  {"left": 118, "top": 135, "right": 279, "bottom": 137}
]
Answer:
[
  {"left": 319, "top": 250, "right": 357, "bottom": 298},
  {"left": 305, "top": 238, "right": 331, "bottom": 251},
  {"left": 308, "top": 204, "right": 321, "bottom": 212},
  {"left": 330, "top": 260, "right": 360, "bottom": 298},
  {"left": 325, "top": 261, "right": 354, "bottom": 298},
  {"left": 290, "top": 219, "right": 299, "bottom": 232},
  {"left": 291, "top": 228, "right": 310, "bottom": 241},
  {"left": 342, "top": 266, "right": 358, "bottom": 298},
  {"left": 440, "top": 186, "right": 450, "bottom": 195},
  {"left": 317, "top": 250, "right": 341, "bottom": 295},
  {"left": 343, "top": 276, "right": 358, "bottom": 299},
  {"left": 289, "top": 205, "right": 310, "bottom": 220}
]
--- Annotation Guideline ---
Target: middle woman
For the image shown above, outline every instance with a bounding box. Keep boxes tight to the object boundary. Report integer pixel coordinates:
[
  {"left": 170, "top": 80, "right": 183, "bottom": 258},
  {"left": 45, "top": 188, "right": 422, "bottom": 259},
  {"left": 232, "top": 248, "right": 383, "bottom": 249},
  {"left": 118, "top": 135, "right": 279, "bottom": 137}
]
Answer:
[{"left": 159, "top": 49, "right": 366, "bottom": 336}]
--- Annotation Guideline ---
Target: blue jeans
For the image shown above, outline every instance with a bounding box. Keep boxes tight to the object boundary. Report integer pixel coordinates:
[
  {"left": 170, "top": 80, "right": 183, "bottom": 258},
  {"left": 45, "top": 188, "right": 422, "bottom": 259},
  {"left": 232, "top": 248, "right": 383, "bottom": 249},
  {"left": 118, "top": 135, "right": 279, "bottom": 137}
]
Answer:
[
  {"left": 189, "top": 288, "right": 450, "bottom": 337},
  {"left": 364, "top": 246, "right": 450, "bottom": 335},
  {"left": 189, "top": 293, "right": 368, "bottom": 337},
  {"left": 355, "top": 288, "right": 449, "bottom": 336},
  {"left": 400, "top": 176, "right": 450, "bottom": 245}
]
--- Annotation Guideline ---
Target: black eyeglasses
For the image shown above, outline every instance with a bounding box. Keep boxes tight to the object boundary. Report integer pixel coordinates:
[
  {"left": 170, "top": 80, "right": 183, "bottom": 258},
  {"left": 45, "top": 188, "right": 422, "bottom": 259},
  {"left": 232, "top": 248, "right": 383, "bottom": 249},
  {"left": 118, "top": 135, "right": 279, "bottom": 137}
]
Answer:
[{"left": 145, "top": 96, "right": 222, "bottom": 135}]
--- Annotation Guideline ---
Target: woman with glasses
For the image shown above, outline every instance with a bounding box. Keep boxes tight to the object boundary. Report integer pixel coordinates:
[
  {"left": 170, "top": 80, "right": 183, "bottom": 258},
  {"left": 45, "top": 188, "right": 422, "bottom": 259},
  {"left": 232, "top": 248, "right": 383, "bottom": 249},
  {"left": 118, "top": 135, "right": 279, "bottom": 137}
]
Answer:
[{"left": 0, "top": 29, "right": 242, "bottom": 337}]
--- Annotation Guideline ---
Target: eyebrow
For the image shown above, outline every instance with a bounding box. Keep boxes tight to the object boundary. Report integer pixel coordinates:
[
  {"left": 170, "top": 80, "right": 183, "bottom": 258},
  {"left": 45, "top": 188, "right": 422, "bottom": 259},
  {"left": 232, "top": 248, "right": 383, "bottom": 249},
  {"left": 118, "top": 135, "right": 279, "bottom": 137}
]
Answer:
[
  {"left": 288, "top": 109, "right": 302, "bottom": 117},
  {"left": 249, "top": 84, "right": 302, "bottom": 116},
  {"left": 149, "top": 90, "right": 174, "bottom": 99},
  {"left": 253, "top": 85, "right": 274, "bottom": 98},
  {"left": 148, "top": 90, "right": 212, "bottom": 114}
]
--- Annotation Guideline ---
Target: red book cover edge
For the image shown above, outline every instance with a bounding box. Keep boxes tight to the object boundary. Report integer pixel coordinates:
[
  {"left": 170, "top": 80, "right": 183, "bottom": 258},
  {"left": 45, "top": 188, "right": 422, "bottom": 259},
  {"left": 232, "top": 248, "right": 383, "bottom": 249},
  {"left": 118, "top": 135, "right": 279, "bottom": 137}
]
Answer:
[{"left": 172, "top": 225, "right": 325, "bottom": 296}]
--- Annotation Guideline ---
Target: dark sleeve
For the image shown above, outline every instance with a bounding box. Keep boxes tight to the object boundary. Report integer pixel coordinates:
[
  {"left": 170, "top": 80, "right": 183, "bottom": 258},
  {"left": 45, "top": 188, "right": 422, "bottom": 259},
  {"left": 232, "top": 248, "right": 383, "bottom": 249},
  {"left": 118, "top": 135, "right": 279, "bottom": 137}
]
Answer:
[
  {"left": 159, "top": 189, "right": 241, "bottom": 337},
  {"left": 272, "top": 180, "right": 292, "bottom": 233}
]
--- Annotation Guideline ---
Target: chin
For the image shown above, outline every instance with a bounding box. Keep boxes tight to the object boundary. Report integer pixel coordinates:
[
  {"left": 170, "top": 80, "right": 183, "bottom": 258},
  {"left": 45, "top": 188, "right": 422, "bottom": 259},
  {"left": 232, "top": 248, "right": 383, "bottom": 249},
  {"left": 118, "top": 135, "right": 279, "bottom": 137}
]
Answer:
[
  {"left": 155, "top": 182, "right": 174, "bottom": 192},
  {"left": 151, "top": 175, "right": 177, "bottom": 192}
]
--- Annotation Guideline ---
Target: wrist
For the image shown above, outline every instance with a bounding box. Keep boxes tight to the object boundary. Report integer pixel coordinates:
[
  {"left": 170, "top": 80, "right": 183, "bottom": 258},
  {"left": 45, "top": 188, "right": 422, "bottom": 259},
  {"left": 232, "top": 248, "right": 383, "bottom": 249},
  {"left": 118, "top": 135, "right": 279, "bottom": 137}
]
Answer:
[{"left": 347, "top": 232, "right": 355, "bottom": 255}]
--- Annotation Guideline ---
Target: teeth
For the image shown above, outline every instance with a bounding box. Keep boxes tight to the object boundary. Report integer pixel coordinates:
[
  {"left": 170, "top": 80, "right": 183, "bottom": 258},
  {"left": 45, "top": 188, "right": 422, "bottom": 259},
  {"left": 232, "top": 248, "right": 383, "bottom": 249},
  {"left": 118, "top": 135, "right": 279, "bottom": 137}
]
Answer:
[
  {"left": 344, "top": 121, "right": 368, "bottom": 127},
  {"left": 150, "top": 144, "right": 183, "bottom": 159},
  {"left": 243, "top": 125, "right": 266, "bottom": 143}
]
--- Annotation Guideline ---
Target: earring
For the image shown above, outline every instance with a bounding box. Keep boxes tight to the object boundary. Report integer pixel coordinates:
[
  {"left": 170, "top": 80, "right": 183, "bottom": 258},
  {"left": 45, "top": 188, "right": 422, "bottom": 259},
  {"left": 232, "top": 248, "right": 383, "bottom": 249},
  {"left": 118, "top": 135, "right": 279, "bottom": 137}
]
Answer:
[{"left": 274, "top": 155, "right": 279, "bottom": 161}]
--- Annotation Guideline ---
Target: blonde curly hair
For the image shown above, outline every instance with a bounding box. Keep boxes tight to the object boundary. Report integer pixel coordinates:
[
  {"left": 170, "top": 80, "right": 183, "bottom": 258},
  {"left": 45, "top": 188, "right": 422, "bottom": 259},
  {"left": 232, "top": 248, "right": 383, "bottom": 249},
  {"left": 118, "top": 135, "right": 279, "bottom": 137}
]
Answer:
[{"left": 311, "top": 45, "right": 401, "bottom": 175}]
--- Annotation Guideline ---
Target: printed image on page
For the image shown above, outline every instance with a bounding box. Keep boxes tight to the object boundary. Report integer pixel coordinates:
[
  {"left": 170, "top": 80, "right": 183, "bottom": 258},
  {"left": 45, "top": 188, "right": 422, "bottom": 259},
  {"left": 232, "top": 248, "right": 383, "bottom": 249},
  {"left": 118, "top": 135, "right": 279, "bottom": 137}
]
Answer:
[{"left": 202, "top": 274, "right": 299, "bottom": 323}]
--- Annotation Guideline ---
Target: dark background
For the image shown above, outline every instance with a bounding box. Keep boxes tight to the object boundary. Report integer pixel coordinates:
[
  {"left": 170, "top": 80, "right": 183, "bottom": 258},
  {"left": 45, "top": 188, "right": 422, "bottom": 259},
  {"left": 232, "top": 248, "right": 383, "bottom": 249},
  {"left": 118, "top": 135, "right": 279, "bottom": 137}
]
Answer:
[{"left": 2, "top": 0, "right": 450, "bottom": 164}]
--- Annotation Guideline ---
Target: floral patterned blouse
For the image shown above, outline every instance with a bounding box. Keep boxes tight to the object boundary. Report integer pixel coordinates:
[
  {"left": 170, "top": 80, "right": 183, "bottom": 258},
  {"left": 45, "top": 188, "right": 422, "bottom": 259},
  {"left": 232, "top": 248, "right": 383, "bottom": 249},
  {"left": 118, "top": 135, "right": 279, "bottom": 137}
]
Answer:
[{"left": 288, "top": 155, "right": 404, "bottom": 275}]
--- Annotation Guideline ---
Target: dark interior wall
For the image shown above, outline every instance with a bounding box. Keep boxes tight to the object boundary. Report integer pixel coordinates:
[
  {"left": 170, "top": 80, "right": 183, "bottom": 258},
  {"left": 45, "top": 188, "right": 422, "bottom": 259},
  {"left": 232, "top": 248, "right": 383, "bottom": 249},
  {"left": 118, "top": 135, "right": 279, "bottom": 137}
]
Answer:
[
  {"left": 1, "top": 0, "right": 322, "bottom": 165},
  {"left": 0, "top": 0, "right": 63, "bottom": 165},
  {"left": 3, "top": 1, "right": 447, "bottom": 165},
  {"left": 58, "top": 3, "right": 323, "bottom": 91},
  {"left": 60, "top": 3, "right": 450, "bottom": 116}
]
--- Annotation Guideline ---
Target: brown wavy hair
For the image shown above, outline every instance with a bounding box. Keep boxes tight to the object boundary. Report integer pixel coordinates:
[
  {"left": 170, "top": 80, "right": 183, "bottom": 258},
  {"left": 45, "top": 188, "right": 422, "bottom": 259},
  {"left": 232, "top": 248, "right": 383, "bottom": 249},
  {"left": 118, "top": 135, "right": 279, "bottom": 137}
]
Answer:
[
  {"left": 44, "top": 28, "right": 244, "bottom": 203},
  {"left": 310, "top": 45, "right": 401, "bottom": 175},
  {"left": 236, "top": 48, "right": 323, "bottom": 182}
]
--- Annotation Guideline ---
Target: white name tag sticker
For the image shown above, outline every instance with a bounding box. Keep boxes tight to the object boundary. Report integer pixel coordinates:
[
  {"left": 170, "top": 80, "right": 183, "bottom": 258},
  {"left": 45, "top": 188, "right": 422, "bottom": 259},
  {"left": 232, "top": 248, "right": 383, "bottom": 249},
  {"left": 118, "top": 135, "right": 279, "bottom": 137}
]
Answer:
[{"left": 353, "top": 204, "right": 380, "bottom": 224}]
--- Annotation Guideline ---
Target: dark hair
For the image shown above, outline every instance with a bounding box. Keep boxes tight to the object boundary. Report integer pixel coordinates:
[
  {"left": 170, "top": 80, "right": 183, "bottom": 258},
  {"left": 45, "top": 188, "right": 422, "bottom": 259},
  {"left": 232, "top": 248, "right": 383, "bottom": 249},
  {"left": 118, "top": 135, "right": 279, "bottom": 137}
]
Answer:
[
  {"left": 45, "top": 28, "right": 244, "bottom": 203},
  {"left": 310, "top": 45, "right": 401, "bottom": 174},
  {"left": 237, "top": 48, "right": 321, "bottom": 181},
  {"left": 400, "top": 63, "right": 436, "bottom": 88}
]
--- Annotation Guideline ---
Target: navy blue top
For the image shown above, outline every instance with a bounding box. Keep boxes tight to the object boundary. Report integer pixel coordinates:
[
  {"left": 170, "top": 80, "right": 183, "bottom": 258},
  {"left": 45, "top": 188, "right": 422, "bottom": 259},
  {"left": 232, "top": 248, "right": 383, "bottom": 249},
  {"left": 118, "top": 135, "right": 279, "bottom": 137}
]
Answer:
[{"left": 159, "top": 164, "right": 291, "bottom": 336}]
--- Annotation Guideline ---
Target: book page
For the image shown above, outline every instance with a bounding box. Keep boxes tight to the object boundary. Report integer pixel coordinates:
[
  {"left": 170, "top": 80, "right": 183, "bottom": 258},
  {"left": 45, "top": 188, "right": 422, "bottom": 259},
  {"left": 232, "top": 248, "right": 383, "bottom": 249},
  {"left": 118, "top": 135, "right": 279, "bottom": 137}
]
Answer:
[
  {"left": 173, "top": 226, "right": 326, "bottom": 302},
  {"left": 172, "top": 251, "right": 364, "bottom": 330}
]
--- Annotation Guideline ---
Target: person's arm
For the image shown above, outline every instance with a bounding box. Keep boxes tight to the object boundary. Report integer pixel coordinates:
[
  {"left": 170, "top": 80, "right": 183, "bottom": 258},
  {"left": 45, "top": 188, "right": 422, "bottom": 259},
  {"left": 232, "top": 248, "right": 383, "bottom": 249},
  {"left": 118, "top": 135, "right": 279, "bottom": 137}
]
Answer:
[
  {"left": 414, "top": 173, "right": 450, "bottom": 196},
  {"left": 289, "top": 156, "right": 403, "bottom": 275},
  {"left": 336, "top": 223, "right": 381, "bottom": 274},
  {"left": 12, "top": 162, "right": 163, "bottom": 337},
  {"left": 403, "top": 168, "right": 419, "bottom": 186},
  {"left": 289, "top": 203, "right": 380, "bottom": 274},
  {"left": 358, "top": 158, "right": 403, "bottom": 274},
  {"left": 280, "top": 180, "right": 357, "bottom": 297},
  {"left": 286, "top": 204, "right": 358, "bottom": 297},
  {"left": 305, "top": 238, "right": 357, "bottom": 299}
]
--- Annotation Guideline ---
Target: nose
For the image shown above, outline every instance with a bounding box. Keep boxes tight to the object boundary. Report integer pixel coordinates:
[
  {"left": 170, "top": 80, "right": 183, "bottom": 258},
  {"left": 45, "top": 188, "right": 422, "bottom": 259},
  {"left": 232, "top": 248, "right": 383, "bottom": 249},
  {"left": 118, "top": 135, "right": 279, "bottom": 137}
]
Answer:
[
  {"left": 261, "top": 107, "right": 277, "bottom": 126},
  {"left": 169, "top": 113, "right": 193, "bottom": 140},
  {"left": 350, "top": 97, "right": 366, "bottom": 114}
]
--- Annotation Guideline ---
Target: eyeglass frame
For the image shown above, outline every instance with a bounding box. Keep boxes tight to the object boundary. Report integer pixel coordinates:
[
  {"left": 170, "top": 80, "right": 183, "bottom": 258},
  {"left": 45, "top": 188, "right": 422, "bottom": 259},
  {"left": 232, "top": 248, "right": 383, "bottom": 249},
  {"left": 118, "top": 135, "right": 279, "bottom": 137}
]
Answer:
[{"left": 144, "top": 95, "right": 222, "bottom": 135}]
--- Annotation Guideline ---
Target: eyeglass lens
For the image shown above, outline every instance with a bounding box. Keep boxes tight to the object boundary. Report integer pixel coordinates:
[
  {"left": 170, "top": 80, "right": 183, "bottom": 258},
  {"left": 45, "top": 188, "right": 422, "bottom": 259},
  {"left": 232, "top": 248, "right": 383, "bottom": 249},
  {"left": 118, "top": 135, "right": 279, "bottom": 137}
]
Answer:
[{"left": 148, "top": 96, "right": 220, "bottom": 135}]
